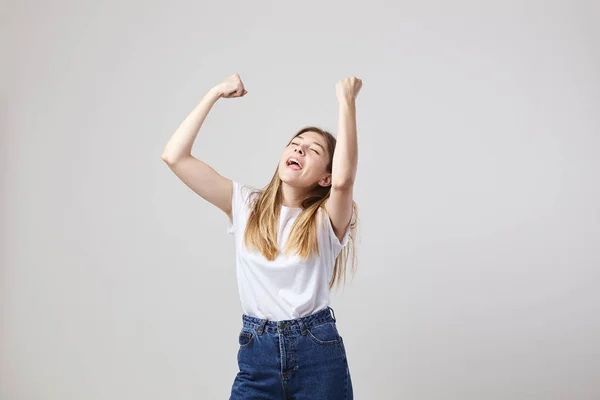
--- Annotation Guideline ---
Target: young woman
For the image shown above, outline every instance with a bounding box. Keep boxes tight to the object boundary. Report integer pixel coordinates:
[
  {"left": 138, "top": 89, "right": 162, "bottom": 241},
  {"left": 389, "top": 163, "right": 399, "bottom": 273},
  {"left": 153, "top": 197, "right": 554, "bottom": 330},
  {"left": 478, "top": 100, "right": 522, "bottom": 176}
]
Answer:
[{"left": 162, "top": 73, "right": 361, "bottom": 399}]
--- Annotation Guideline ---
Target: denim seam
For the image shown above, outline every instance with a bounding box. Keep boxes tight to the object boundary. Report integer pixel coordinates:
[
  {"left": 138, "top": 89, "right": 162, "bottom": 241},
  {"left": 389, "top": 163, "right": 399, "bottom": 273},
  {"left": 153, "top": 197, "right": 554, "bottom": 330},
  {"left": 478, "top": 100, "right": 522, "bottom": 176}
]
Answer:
[
  {"left": 306, "top": 322, "right": 341, "bottom": 346},
  {"left": 239, "top": 331, "right": 254, "bottom": 348}
]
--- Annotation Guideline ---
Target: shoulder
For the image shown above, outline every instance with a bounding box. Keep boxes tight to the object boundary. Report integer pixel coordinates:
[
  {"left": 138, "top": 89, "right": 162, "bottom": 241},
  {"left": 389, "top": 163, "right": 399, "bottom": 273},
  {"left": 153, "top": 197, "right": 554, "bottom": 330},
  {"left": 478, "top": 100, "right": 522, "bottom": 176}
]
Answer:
[
  {"left": 232, "top": 180, "right": 260, "bottom": 208},
  {"left": 318, "top": 203, "right": 352, "bottom": 251}
]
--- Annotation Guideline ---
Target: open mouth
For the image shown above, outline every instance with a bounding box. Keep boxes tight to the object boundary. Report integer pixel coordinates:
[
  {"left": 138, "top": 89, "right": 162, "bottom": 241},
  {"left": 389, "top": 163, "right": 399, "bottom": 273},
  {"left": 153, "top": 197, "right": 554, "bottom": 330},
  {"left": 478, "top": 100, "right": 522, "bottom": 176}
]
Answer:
[{"left": 286, "top": 158, "right": 303, "bottom": 170}]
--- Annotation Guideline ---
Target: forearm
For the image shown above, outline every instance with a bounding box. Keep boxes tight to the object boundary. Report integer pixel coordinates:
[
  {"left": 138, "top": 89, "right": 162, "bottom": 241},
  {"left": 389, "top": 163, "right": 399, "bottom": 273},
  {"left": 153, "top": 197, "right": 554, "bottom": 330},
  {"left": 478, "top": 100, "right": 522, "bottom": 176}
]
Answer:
[
  {"left": 161, "top": 87, "right": 222, "bottom": 163},
  {"left": 333, "top": 100, "right": 358, "bottom": 187}
]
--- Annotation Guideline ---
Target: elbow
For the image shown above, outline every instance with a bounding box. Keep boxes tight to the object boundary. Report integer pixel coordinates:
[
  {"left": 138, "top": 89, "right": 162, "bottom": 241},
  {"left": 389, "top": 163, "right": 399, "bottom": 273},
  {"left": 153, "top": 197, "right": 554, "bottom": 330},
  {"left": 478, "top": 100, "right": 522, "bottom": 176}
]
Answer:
[
  {"left": 162, "top": 153, "right": 192, "bottom": 166},
  {"left": 332, "top": 180, "right": 354, "bottom": 190},
  {"left": 161, "top": 153, "right": 179, "bottom": 166},
  {"left": 161, "top": 154, "right": 173, "bottom": 165}
]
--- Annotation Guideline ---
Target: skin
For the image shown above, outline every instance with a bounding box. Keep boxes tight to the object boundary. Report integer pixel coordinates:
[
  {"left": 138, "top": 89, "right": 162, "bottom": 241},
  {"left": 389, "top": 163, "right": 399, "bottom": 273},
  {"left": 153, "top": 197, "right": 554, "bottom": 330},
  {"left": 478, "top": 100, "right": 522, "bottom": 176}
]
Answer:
[
  {"left": 278, "top": 130, "right": 332, "bottom": 208},
  {"left": 161, "top": 72, "right": 361, "bottom": 243},
  {"left": 276, "top": 76, "right": 361, "bottom": 242}
]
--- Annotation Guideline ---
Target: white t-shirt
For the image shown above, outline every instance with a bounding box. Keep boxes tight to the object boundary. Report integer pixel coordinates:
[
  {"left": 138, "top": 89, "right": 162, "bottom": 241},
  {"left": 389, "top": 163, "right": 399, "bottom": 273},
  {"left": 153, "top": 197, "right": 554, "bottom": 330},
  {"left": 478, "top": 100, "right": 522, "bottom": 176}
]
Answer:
[{"left": 227, "top": 180, "right": 351, "bottom": 321}]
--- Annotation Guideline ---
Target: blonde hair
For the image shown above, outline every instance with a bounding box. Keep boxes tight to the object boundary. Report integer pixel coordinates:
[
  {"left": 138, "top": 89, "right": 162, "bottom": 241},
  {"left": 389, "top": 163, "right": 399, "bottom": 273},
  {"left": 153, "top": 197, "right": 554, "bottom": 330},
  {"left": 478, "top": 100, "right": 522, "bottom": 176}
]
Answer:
[{"left": 242, "top": 126, "right": 359, "bottom": 291}]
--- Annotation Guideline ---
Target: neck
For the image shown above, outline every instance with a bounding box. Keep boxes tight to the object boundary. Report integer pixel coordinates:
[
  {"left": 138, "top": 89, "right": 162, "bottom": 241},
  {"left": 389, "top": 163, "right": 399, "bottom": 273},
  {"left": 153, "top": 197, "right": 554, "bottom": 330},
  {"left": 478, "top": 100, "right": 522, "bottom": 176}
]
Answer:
[{"left": 280, "top": 182, "right": 305, "bottom": 208}]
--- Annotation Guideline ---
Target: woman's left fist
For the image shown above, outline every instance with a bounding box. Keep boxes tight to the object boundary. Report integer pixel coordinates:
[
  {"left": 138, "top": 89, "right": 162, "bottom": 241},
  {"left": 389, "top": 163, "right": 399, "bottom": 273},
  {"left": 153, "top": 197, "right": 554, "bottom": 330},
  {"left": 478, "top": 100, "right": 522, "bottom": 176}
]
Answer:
[{"left": 336, "top": 77, "right": 362, "bottom": 103}]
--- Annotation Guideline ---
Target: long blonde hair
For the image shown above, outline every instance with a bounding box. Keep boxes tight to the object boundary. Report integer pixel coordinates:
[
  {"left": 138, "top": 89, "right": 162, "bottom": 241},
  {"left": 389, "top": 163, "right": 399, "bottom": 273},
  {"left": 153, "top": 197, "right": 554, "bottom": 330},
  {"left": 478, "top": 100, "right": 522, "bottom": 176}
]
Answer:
[{"left": 242, "top": 126, "right": 359, "bottom": 291}]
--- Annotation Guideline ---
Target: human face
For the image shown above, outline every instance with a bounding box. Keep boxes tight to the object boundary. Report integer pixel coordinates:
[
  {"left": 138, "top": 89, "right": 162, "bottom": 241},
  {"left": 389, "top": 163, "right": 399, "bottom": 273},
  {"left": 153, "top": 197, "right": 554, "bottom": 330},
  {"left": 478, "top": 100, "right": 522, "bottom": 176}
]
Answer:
[{"left": 278, "top": 131, "right": 330, "bottom": 188}]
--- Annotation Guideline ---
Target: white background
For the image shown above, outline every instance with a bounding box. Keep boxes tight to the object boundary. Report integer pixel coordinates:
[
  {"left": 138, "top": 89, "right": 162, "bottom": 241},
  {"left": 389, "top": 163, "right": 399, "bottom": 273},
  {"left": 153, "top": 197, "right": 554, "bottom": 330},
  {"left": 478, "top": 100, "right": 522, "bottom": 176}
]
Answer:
[{"left": 2, "top": 0, "right": 599, "bottom": 398}]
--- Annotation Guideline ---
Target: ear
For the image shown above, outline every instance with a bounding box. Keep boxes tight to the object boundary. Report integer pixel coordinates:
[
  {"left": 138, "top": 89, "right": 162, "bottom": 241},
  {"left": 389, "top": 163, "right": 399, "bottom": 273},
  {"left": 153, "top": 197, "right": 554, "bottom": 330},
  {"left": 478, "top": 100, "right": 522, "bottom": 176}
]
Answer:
[{"left": 317, "top": 173, "right": 332, "bottom": 188}]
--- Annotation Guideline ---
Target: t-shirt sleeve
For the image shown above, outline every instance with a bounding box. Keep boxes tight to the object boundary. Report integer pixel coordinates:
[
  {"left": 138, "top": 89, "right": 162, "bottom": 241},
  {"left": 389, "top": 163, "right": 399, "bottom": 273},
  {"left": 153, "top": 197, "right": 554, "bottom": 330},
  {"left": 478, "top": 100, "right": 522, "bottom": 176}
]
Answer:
[
  {"left": 322, "top": 209, "right": 352, "bottom": 256},
  {"left": 227, "top": 180, "right": 256, "bottom": 235}
]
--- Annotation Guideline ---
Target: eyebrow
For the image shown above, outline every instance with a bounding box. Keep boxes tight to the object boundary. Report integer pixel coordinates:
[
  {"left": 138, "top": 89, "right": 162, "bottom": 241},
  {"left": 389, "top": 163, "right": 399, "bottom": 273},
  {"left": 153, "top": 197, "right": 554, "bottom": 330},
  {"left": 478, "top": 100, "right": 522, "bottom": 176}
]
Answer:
[{"left": 296, "top": 135, "right": 325, "bottom": 151}]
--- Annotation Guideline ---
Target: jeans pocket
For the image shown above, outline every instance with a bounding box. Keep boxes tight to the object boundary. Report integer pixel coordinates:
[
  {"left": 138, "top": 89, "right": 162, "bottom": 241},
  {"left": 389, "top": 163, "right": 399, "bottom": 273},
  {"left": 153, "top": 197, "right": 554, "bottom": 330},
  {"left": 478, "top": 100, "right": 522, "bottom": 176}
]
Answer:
[
  {"left": 238, "top": 328, "right": 255, "bottom": 348},
  {"left": 306, "top": 321, "right": 341, "bottom": 346}
]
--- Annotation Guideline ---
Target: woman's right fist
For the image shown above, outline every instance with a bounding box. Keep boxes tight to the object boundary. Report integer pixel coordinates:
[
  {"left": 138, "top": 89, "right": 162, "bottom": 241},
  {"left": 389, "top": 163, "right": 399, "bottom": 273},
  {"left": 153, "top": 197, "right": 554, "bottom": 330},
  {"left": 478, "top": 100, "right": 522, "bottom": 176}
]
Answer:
[{"left": 214, "top": 73, "right": 247, "bottom": 98}]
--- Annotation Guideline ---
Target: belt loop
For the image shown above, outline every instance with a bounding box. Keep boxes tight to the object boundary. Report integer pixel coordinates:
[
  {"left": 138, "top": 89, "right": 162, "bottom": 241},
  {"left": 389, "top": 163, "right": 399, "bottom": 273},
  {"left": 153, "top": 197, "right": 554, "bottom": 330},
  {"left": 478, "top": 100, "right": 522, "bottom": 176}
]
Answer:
[
  {"left": 257, "top": 318, "right": 267, "bottom": 335},
  {"left": 328, "top": 306, "right": 336, "bottom": 322},
  {"left": 298, "top": 319, "right": 308, "bottom": 336}
]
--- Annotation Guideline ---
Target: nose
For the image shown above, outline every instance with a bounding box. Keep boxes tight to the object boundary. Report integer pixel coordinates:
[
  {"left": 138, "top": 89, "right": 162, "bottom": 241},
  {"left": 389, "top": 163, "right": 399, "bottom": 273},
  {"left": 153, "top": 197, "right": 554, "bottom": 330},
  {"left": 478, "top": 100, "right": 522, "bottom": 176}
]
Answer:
[{"left": 294, "top": 148, "right": 304, "bottom": 155}]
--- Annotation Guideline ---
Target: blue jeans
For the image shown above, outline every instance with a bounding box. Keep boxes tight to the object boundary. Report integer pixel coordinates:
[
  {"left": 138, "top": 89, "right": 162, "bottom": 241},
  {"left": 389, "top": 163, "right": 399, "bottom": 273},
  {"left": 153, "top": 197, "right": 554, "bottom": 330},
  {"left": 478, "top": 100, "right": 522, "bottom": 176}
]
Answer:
[{"left": 229, "top": 306, "right": 353, "bottom": 399}]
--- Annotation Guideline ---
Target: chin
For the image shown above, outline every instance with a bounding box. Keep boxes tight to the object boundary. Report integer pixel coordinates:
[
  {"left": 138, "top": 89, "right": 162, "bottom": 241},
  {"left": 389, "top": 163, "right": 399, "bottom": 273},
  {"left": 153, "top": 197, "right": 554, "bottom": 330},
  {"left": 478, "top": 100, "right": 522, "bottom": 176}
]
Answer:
[
  {"left": 279, "top": 173, "right": 303, "bottom": 186},
  {"left": 279, "top": 175, "right": 299, "bottom": 185}
]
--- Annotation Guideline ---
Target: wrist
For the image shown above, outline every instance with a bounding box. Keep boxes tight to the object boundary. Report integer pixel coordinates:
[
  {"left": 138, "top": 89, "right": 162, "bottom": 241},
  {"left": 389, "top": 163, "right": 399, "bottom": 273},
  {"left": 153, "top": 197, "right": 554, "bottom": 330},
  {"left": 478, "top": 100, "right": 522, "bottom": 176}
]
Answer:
[
  {"left": 208, "top": 86, "right": 223, "bottom": 100},
  {"left": 338, "top": 98, "right": 356, "bottom": 107}
]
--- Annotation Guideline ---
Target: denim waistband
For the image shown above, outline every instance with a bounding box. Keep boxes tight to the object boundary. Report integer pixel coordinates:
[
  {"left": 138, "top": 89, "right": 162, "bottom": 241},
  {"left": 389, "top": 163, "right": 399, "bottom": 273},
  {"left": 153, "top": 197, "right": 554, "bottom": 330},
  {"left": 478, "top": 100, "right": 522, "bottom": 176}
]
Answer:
[{"left": 241, "top": 306, "right": 337, "bottom": 335}]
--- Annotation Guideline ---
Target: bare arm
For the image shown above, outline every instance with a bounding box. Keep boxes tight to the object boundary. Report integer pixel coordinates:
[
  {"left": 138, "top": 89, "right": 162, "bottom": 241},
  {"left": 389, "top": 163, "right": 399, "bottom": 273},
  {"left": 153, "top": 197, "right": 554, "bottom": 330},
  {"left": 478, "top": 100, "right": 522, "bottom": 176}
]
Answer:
[
  {"left": 161, "top": 74, "right": 247, "bottom": 221},
  {"left": 325, "top": 77, "right": 362, "bottom": 242},
  {"left": 161, "top": 87, "right": 222, "bottom": 165}
]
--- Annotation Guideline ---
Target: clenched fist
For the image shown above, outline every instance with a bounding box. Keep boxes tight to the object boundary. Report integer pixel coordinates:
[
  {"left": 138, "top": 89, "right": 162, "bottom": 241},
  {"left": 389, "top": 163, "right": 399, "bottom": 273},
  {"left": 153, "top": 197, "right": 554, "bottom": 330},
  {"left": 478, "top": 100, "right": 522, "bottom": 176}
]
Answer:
[
  {"left": 336, "top": 77, "right": 362, "bottom": 103},
  {"left": 214, "top": 73, "right": 248, "bottom": 99}
]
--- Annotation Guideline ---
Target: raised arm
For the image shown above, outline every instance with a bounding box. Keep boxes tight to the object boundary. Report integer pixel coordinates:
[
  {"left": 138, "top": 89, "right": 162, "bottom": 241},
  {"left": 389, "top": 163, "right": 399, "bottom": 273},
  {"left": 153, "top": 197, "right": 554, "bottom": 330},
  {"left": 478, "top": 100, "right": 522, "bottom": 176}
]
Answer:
[
  {"left": 161, "top": 73, "right": 248, "bottom": 220},
  {"left": 324, "top": 77, "right": 361, "bottom": 243}
]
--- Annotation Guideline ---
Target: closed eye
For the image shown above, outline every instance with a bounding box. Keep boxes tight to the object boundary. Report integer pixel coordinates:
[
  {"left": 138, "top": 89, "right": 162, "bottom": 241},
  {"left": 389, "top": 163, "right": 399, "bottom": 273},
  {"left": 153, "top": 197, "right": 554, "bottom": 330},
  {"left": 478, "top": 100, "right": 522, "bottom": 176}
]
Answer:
[{"left": 291, "top": 142, "right": 319, "bottom": 155}]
